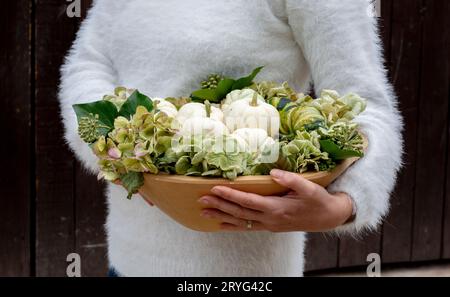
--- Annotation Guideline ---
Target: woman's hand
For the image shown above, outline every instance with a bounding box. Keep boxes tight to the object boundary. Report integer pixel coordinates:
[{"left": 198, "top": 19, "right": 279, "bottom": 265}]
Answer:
[{"left": 198, "top": 169, "right": 354, "bottom": 232}]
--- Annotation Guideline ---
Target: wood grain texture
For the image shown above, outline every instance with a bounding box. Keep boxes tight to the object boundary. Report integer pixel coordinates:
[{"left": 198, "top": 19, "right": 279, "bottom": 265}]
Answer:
[
  {"left": 440, "top": 0, "right": 450, "bottom": 260},
  {"left": 0, "top": 0, "right": 31, "bottom": 277},
  {"left": 74, "top": 163, "right": 108, "bottom": 277},
  {"left": 304, "top": 233, "right": 338, "bottom": 271},
  {"left": 334, "top": 0, "right": 394, "bottom": 268},
  {"left": 35, "top": 0, "right": 78, "bottom": 276},
  {"left": 411, "top": 0, "right": 449, "bottom": 261},
  {"left": 381, "top": 0, "right": 422, "bottom": 264},
  {"left": 338, "top": 233, "right": 381, "bottom": 268},
  {"left": 304, "top": 0, "right": 392, "bottom": 273},
  {"left": 72, "top": 0, "right": 109, "bottom": 277}
]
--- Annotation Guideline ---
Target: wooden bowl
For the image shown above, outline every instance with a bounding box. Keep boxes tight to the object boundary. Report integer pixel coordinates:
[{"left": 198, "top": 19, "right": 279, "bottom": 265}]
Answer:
[{"left": 141, "top": 155, "right": 362, "bottom": 232}]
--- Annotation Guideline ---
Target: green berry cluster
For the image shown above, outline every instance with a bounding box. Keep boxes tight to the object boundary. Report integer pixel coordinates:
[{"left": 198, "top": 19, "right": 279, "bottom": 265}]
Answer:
[
  {"left": 78, "top": 113, "right": 103, "bottom": 143},
  {"left": 201, "top": 74, "right": 223, "bottom": 89}
]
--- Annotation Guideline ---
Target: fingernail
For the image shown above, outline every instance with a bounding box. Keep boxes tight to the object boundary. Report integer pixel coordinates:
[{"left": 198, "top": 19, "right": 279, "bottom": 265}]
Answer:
[
  {"left": 211, "top": 187, "right": 223, "bottom": 195},
  {"left": 270, "top": 169, "right": 284, "bottom": 178},
  {"left": 199, "top": 198, "right": 210, "bottom": 205}
]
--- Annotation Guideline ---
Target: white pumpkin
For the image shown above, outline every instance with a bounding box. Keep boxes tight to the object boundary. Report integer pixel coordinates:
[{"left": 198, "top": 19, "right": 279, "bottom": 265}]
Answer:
[
  {"left": 225, "top": 93, "right": 280, "bottom": 138},
  {"left": 231, "top": 133, "right": 249, "bottom": 152},
  {"left": 233, "top": 128, "right": 279, "bottom": 163},
  {"left": 222, "top": 89, "right": 265, "bottom": 113},
  {"left": 232, "top": 128, "right": 271, "bottom": 152},
  {"left": 175, "top": 102, "right": 223, "bottom": 125},
  {"left": 152, "top": 98, "right": 178, "bottom": 118},
  {"left": 179, "top": 118, "right": 229, "bottom": 139}
]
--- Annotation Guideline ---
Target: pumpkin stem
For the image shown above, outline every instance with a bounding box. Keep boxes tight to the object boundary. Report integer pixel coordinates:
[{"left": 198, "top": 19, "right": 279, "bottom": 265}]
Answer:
[
  {"left": 153, "top": 100, "right": 159, "bottom": 111},
  {"left": 205, "top": 100, "right": 212, "bottom": 117},
  {"left": 250, "top": 92, "right": 259, "bottom": 107}
]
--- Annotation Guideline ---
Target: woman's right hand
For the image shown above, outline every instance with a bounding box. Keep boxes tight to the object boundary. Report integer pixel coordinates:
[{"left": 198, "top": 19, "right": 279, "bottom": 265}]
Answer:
[{"left": 114, "top": 180, "right": 154, "bottom": 206}]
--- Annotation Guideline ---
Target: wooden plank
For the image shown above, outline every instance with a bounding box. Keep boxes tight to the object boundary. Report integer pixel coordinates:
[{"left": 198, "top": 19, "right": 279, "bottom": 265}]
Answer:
[
  {"left": 35, "top": 0, "right": 79, "bottom": 276},
  {"left": 72, "top": 0, "right": 109, "bottom": 277},
  {"left": 74, "top": 163, "right": 108, "bottom": 277},
  {"left": 411, "top": 0, "right": 449, "bottom": 261},
  {"left": 380, "top": 0, "right": 393, "bottom": 53},
  {"left": 304, "top": 233, "right": 338, "bottom": 272},
  {"left": 305, "top": 0, "right": 393, "bottom": 274},
  {"left": 0, "top": 0, "right": 31, "bottom": 277},
  {"left": 441, "top": 0, "right": 450, "bottom": 260},
  {"left": 336, "top": 0, "right": 398, "bottom": 269},
  {"left": 381, "top": 0, "right": 423, "bottom": 264},
  {"left": 338, "top": 233, "right": 381, "bottom": 268},
  {"left": 444, "top": 132, "right": 450, "bottom": 259}
]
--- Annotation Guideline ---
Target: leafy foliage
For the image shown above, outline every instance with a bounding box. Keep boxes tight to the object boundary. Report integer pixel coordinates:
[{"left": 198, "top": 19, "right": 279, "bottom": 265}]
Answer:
[
  {"left": 121, "top": 172, "right": 144, "bottom": 199},
  {"left": 73, "top": 100, "right": 119, "bottom": 142},
  {"left": 191, "top": 67, "right": 264, "bottom": 103},
  {"left": 118, "top": 90, "right": 154, "bottom": 119},
  {"left": 319, "top": 139, "right": 363, "bottom": 160},
  {"left": 74, "top": 71, "right": 368, "bottom": 200}
]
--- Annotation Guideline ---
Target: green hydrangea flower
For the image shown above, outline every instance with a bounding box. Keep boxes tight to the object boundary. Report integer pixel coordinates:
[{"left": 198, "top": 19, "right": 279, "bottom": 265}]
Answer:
[
  {"left": 163, "top": 135, "right": 251, "bottom": 180},
  {"left": 277, "top": 130, "right": 335, "bottom": 173},
  {"left": 102, "top": 87, "right": 135, "bottom": 110},
  {"left": 251, "top": 81, "right": 300, "bottom": 102},
  {"left": 91, "top": 104, "right": 178, "bottom": 183},
  {"left": 309, "top": 90, "right": 367, "bottom": 124},
  {"left": 319, "top": 122, "right": 364, "bottom": 152}
]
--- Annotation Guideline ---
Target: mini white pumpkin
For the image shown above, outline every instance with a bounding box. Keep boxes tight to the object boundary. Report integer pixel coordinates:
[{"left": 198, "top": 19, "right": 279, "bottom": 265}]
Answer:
[
  {"left": 222, "top": 89, "right": 265, "bottom": 113},
  {"left": 179, "top": 118, "right": 229, "bottom": 138},
  {"left": 152, "top": 98, "right": 178, "bottom": 118},
  {"left": 232, "top": 128, "right": 278, "bottom": 163},
  {"left": 232, "top": 128, "right": 271, "bottom": 152},
  {"left": 175, "top": 102, "right": 223, "bottom": 125},
  {"left": 225, "top": 93, "right": 280, "bottom": 138},
  {"left": 177, "top": 101, "right": 229, "bottom": 140}
]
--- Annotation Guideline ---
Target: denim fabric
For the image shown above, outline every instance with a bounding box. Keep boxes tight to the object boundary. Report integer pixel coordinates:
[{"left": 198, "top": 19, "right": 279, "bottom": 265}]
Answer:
[{"left": 107, "top": 267, "right": 121, "bottom": 277}]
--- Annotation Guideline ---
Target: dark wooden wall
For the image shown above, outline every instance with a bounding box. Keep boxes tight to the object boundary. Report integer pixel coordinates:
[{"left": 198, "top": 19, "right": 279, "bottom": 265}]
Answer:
[{"left": 1, "top": 0, "right": 449, "bottom": 276}]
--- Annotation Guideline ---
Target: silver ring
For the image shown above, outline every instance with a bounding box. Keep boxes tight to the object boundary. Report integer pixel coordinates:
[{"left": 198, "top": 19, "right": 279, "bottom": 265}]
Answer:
[{"left": 246, "top": 220, "right": 253, "bottom": 230}]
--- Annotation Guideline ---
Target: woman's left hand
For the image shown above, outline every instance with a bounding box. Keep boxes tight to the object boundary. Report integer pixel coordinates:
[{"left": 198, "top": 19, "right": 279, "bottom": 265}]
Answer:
[{"left": 198, "top": 169, "right": 354, "bottom": 232}]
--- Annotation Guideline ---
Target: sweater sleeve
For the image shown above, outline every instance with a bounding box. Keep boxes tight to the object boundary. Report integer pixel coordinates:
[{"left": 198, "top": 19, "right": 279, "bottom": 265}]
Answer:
[
  {"left": 286, "top": 0, "right": 403, "bottom": 235},
  {"left": 59, "top": 0, "right": 118, "bottom": 173}
]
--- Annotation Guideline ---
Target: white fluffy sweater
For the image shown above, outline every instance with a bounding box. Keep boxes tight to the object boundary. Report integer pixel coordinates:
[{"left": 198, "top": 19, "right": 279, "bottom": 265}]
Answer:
[{"left": 59, "top": 0, "right": 403, "bottom": 276}]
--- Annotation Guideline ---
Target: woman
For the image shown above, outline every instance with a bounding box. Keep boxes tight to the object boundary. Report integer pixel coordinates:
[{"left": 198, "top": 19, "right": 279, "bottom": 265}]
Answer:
[{"left": 59, "top": 0, "right": 403, "bottom": 276}]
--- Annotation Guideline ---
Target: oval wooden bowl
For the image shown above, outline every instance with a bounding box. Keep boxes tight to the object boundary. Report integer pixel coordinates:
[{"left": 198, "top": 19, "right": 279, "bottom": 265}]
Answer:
[{"left": 141, "top": 155, "right": 362, "bottom": 232}]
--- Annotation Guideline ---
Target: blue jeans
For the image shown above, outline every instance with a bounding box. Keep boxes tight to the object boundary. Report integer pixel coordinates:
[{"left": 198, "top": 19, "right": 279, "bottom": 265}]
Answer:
[{"left": 107, "top": 267, "right": 121, "bottom": 277}]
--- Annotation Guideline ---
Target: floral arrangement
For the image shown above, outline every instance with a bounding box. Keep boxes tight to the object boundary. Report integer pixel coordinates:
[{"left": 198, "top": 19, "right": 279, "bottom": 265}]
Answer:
[{"left": 73, "top": 67, "right": 366, "bottom": 198}]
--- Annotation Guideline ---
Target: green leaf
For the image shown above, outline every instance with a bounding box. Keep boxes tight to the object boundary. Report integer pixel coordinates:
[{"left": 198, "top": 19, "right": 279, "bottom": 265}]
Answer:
[
  {"left": 119, "top": 90, "right": 153, "bottom": 119},
  {"left": 190, "top": 67, "right": 264, "bottom": 103},
  {"left": 201, "top": 169, "right": 222, "bottom": 177},
  {"left": 190, "top": 88, "right": 221, "bottom": 103},
  {"left": 73, "top": 100, "right": 118, "bottom": 136},
  {"left": 120, "top": 171, "right": 144, "bottom": 199},
  {"left": 231, "top": 66, "right": 264, "bottom": 90},
  {"left": 319, "top": 139, "right": 363, "bottom": 160},
  {"left": 215, "top": 78, "right": 236, "bottom": 99},
  {"left": 175, "top": 156, "right": 191, "bottom": 175}
]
